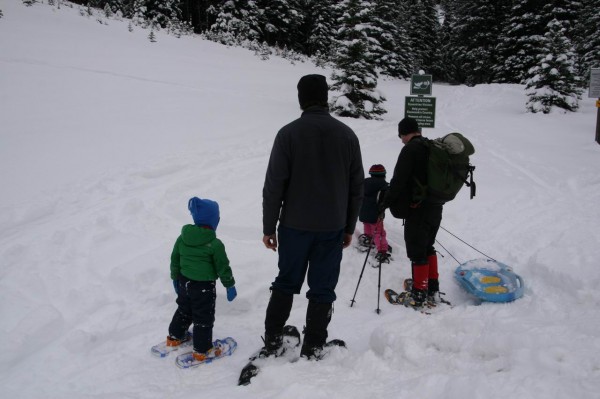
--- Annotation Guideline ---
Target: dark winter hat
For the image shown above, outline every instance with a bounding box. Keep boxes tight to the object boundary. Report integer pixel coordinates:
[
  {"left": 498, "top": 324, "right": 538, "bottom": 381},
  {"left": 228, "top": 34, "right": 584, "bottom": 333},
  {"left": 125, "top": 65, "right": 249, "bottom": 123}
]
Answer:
[
  {"left": 297, "top": 74, "right": 328, "bottom": 109},
  {"left": 188, "top": 197, "right": 220, "bottom": 230},
  {"left": 398, "top": 117, "right": 421, "bottom": 136},
  {"left": 369, "top": 164, "right": 386, "bottom": 176}
]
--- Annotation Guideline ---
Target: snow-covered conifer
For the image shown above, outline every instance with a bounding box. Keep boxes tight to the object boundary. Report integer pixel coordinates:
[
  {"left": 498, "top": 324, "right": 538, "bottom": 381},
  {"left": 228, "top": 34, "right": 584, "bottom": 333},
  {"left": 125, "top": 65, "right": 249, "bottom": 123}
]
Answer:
[
  {"left": 448, "top": 0, "right": 510, "bottom": 85},
  {"left": 103, "top": 3, "right": 113, "bottom": 18},
  {"left": 526, "top": 19, "right": 582, "bottom": 113},
  {"left": 371, "top": 0, "right": 412, "bottom": 79},
  {"left": 404, "top": 0, "right": 441, "bottom": 75},
  {"left": 495, "top": 0, "right": 546, "bottom": 83},
  {"left": 257, "top": 0, "right": 304, "bottom": 52},
  {"left": 330, "top": 0, "right": 386, "bottom": 119},
  {"left": 573, "top": 0, "right": 600, "bottom": 85},
  {"left": 302, "top": 0, "right": 337, "bottom": 60},
  {"left": 207, "top": 1, "right": 261, "bottom": 46}
]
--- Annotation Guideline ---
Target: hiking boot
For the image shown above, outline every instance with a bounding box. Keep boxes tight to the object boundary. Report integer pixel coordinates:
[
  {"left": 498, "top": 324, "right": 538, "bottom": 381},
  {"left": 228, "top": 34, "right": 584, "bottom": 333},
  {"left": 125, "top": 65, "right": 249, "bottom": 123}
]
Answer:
[
  {"left": 192, "top": 346, "right": 222, "bottom": 362},
  {"left": 256, "top": 336, "right": 282, "bottom": 359},
  {"left": 301, "top": 301, "right": 332, "bottom": 360},
  {"left": 398, "top": 288, "right": 427, "bottom": 309},
  {"left": 374, "top": 251, "right": 391, "bottom": 264},
  {"left": 166, "top": 332, "right": 191, "bottom": 347},
  {"left": 427, "top": 278, "right": 440, "bottom": 305},
  {"left": 260, "top": 288, "right": 293, "bottom": 358},
  {"left": 428, "top": 278, "right": 439, "bottom": 295},
  {"left": 253, "top": 325, "right": 300, "bottom": 360},
  {"left": 303, "top": 339, "right": 347, "bottom": 361}
]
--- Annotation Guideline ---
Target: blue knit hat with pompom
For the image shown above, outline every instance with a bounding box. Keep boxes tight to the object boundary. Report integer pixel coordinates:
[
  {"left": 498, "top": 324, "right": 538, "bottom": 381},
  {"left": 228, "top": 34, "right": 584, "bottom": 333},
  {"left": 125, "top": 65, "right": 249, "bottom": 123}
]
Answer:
[{"left": 188, "top": 197, "right": 220, "bottom": 230}]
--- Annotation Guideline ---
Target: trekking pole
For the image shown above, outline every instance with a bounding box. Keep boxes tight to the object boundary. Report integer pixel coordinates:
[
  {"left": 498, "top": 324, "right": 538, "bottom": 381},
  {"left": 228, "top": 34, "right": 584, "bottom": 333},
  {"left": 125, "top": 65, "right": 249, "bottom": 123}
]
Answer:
[
  {"left": 375, "top": 218, "right": 383, "bottom": 314},
  {"left": 376, "top": 255, "right": 382, "bottom": 314},
  {"left": 350, "top": 241, "right": 372, "bottom": 307}
]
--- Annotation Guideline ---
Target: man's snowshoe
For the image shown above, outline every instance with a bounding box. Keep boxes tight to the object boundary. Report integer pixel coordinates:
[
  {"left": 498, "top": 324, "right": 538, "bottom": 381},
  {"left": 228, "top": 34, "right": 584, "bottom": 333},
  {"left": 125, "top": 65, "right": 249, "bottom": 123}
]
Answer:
[
  {"left": 384, "top": 287, "right": 426, "bottom": 309},
  {"left": 238, "top": 325, "right": 301, "bottom": 386},
  {"left": 404, "top": 278, "right": 451, "bottom": 307},
  {"left": 306, "top": 339, "right": 347, "bottom": 361}
]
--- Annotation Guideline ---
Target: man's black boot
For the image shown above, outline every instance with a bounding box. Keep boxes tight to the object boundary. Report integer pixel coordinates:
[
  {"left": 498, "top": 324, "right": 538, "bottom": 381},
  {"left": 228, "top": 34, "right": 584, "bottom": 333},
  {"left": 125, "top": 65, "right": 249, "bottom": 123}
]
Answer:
[
  {"left": 261, "top": 288, "right": 293, "bottom": 357},
  {"left": 300, "top": 301, "right": 332, "bottom": 360}
]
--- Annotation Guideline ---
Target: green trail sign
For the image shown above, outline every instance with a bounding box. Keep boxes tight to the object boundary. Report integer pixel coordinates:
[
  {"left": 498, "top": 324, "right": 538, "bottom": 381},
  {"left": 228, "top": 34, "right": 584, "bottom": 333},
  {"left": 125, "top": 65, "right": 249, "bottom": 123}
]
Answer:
[
  {"left": 410, "top": 74, "right": 433, "bottom": 96},
  {"left": 405, "top": 96, "right": 436, "bottom": 128}
]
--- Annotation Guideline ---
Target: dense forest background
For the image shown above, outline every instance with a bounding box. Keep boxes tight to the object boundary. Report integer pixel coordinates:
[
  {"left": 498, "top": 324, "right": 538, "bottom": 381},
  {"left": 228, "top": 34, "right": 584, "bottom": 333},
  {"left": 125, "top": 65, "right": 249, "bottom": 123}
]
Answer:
[{"left": 16, "top": 0, "right": 600, "bottom": 116}]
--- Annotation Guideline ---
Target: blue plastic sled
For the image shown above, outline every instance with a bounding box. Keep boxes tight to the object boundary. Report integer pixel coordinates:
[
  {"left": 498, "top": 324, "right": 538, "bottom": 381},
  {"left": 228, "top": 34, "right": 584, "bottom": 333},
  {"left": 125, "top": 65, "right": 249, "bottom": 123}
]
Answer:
[{"left": 454, "top": 259, "right": 524, "bottom": 302}]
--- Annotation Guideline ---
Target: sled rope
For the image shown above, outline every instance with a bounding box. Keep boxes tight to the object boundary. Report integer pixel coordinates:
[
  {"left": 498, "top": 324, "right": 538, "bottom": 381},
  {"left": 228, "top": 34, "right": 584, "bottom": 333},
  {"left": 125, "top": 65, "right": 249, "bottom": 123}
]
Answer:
[{"left": 438, "top": 225, "right": 497, "bottom": 262}]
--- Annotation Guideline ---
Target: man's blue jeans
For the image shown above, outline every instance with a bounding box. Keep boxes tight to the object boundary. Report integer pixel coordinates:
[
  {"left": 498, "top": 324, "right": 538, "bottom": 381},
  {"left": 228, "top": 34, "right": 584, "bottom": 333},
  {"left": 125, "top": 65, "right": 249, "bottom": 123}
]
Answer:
[{"left": 272, "top": 225, "right": 344, "bottom": 303}]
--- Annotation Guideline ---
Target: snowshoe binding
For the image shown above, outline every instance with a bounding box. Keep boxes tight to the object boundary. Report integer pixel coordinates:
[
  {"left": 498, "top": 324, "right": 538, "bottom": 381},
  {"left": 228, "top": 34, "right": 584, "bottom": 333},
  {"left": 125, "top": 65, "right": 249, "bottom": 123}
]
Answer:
[{"left": 356, "top": 234, "right": 374, "bottom": 252}]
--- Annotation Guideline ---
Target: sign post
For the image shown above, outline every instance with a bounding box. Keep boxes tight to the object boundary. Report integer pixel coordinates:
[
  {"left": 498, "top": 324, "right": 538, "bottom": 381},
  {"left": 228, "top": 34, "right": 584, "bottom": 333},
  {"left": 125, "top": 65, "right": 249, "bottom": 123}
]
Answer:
[
  {"left": 406, "top": 72, "right": 436, "bottom": 128},
  {"left": 589, "top": 68, "right": 600, "bottom": 145}
]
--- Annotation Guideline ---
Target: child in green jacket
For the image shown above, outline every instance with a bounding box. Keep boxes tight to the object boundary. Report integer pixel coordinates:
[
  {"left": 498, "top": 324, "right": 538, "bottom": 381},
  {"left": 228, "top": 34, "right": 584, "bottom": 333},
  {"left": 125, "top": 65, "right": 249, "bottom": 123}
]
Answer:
[{"left": 166, "top": 197, "right": 237, "bottom": 361}]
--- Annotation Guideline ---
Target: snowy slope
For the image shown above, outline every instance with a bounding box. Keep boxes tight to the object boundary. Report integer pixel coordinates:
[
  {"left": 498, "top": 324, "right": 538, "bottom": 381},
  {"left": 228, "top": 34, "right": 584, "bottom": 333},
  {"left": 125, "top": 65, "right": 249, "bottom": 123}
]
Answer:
[{"left": 1, "top": 2, "right": 600, "bottom": 398}]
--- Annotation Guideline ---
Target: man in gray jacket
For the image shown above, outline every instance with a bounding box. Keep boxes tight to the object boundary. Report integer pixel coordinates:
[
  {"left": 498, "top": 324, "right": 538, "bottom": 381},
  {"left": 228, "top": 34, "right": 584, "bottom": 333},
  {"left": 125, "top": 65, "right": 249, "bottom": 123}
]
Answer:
[{"left": 261, "top": 74, "right": 364, "bottom": 360}]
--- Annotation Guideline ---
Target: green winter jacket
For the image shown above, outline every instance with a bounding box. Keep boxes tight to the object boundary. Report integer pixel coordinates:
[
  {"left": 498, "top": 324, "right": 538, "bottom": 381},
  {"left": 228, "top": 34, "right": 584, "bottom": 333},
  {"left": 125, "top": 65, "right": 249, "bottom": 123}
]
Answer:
[{"left": 170, "top": 224, "right": 235, "bottom": 288}]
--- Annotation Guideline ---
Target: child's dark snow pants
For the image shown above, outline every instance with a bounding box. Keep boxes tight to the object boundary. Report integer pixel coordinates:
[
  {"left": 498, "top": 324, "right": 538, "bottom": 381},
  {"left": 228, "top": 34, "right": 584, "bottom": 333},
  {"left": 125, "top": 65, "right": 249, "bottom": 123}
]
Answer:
[{"left": 169, "top": 278, "right": 216, "bottom": 353}]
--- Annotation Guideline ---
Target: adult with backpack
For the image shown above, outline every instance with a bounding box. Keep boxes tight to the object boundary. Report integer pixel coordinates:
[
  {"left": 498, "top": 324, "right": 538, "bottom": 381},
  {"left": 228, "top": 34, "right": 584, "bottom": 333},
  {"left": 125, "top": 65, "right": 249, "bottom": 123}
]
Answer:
[{"left": 380, "top": 117, "right": 444, "bottom": 309}]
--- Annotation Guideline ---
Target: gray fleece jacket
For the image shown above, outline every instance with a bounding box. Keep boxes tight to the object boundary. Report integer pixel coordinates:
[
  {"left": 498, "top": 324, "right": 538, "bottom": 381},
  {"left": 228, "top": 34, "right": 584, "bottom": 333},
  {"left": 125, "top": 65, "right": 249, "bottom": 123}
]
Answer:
[{"left": 262, "top": 106, "right": 364, "bottom": 235}]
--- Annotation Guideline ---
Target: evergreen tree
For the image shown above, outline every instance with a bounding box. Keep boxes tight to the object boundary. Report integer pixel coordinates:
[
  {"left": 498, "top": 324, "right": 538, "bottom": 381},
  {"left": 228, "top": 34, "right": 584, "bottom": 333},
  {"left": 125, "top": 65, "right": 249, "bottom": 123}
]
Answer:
[
  {"left": 525, "top": 19, "right": 582, "bottom": 113},
  {"left": 131, "top": 0, "right": 147, "bottom": 28},
  {"left": 256, "top": 0, "right": 304, "bottom": 52},
  {"left": 495, "top": 0, "right": 546, "bottom": 83},
  {"left": 22, "top": 0, "right": 36, "bottom": 6},
  {"left": 448, "top": 0, "right": 510, "bottom": 85},
  {"left": 542, "top": 0, "right": 578, "bottom": 34},
  {"left": 0, "top": 9, "right": 3, "bottom": 18},
  {"left": 207, "top": 1, "right": 261, "bottom": 45},
  {"left": 330, "top": 0, "right": 386, "bottom": 120},
  {"left": 144, "top": 0, "right": 181, "bottom": 30},
  {"left": 103, "top": 3, "right": 113, "bottom": 18},
  {"left": 148, "top": 29, "right": 157, "bottom": 42},
  {"left": 404, "top": 0, "right": 441, "bottom": 75},
  {"left": 179, "top": 0, "right": 221, "bottom": 33},
  {"left": 302, "top": 0, "right": 338, "bottom": 60},
  {"left": 437, "top": 1, "right": 461, "bottom": 83},
  {"left": 371, "top": 0, "right": 412, "bottom": 79},
  {"left": 573, "top": 0, "right": 600, "bottom": 85},
  {"left": 92, "top": 0, "right": 124, "bottom": 16}
]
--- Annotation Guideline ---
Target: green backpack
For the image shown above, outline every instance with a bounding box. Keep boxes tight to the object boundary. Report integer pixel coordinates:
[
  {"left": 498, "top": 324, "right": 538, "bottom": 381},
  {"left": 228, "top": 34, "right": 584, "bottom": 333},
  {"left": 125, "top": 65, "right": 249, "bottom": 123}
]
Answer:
[{"left": 414, "top": 133, "right": 476, "bottom": 203}]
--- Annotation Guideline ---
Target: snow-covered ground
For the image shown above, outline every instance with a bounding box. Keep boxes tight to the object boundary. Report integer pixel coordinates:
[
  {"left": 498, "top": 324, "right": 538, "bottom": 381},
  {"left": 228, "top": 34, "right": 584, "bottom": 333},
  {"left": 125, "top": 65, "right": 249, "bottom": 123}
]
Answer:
[{"left": 1, "top": 2, "right": 599, "bottom": 398}]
